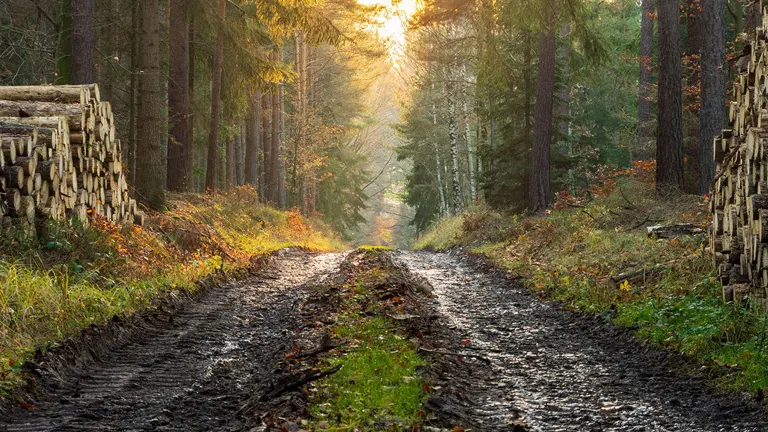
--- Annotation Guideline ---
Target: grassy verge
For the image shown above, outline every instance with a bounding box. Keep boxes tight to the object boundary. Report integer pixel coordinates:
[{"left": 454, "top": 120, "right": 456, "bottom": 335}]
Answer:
[
  {"left": 0, "top": 187, "right": 341, "bottom": 396},
  {"left": 416, "top": 178, "right": 768, "bottom": 394},
  {"left": 307, "top": 249, "right": 427, "bottom": 430}
]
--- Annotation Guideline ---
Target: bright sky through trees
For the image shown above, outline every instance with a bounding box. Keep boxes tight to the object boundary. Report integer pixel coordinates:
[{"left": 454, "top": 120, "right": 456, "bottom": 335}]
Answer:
[{"left": 357, "top": 0, "right": 420, "bottom": 60}]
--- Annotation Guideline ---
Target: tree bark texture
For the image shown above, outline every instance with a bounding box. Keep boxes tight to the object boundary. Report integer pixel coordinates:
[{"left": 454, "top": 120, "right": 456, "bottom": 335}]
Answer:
[
  {"left": 205, "top": 0, "right": 226, "bottom": 191},
  {"left": 529, "top": 0, "right": 556, "bottom": 212},
  {"left": 656, "top": 0, "right": 685, "bottom": 193},
  {"left": 700, "top": 0, "right": 726, "bottom": 193},
  {"left": 638, "top": 0, "right": 655, "bottom": 155},
  {"left": 166, "top": 0, "right": 190, "bottom": 192},
  {"left": 447, "top": 59, "right": 462, "bottom": 214},
  {"left": 71, "top": 0, "right": 94, "bottom": 84},
  {"left": 136, "top": 0, "right": 166, "bottom": 209},
  {"left": 245, "top": 91, "right": 261, "bottom": 186}
]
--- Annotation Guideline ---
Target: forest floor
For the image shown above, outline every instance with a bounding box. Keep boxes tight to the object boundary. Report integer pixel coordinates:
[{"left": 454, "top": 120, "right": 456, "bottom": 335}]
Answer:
[{"left": 2, "top": 247, "right": 767, "bottom": 431}]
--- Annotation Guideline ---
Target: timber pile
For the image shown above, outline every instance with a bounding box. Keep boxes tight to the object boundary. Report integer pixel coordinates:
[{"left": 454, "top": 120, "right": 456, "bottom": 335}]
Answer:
[{"left": 0, "top": 84, "right": 144, "bottom": 234}]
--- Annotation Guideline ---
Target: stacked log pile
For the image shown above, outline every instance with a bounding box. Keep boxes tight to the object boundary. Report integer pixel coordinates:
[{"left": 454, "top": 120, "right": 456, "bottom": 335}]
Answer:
[{"left": 0, "top": 84, "right": 144, "bottom": 233}]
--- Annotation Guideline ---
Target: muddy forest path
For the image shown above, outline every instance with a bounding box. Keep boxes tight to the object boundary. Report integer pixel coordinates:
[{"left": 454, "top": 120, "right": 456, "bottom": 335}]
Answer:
[
  {"left": 1, "top": 250, "right": 346, "bottom": 432},
  {"left": 2, "top": 249, "right": 768, "bottom": 431},
  {"left": 396, "top": 250, "right": 768, "bottom": 431}
]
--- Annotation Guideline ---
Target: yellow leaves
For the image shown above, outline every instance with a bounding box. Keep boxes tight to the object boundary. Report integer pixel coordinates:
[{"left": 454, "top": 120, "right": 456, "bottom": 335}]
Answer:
[{"left": 619, "top": 280, "right": 631, "bottom": 292}]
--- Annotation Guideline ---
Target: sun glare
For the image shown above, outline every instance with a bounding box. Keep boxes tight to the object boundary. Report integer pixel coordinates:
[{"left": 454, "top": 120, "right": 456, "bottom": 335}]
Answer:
[{"left": 358, "top": 0, "right": 419, "bottom": 60}]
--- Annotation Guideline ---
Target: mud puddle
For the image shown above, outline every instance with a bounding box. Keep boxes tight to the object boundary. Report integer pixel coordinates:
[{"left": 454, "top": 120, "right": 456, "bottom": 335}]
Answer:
[
  {"left": 0, "top": 250, "right": 345, "bottom": 432},
  {"left": 394, "top": 250, "right": 768, "bottom": 432}
]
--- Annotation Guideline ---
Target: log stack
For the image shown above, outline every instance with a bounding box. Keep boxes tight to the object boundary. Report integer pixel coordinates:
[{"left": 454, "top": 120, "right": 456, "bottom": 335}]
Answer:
[{"left": 0, "top": 84, "right": 144, "bottom": 234}]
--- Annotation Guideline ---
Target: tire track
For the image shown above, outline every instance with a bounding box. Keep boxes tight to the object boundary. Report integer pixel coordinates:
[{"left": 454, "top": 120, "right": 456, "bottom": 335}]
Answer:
[
  {"left": 1, "top": 250, "right": 345, "bottom": 432},
  {"left": 395, "top": 250, "right": 768, "bottom": 432}
]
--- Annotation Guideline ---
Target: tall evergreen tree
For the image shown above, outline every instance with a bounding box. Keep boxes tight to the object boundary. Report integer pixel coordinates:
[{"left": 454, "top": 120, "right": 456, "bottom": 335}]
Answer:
[
  {"left": 656, "top": 0, "right": 684, "bottom": 193},
  {"left": 530, "top": 0, "right": 556, "bottom": 211},
  {"left": 167, "top": 0, "right": 190, "bottom": 191},
  {"left": 205, "top": 0, "right": 226, "bottom": 191},
  {"left": 700, "top": 0, "right": 726, "bottom": 193},
  {"left": 136, "top": 0, "right": 167, "bottom": 209}
]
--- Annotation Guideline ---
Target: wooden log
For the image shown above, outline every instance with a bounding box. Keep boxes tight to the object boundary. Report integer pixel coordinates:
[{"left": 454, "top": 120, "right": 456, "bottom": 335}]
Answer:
[
  {"left": 0, "top": 85, "right": 86, "bottom": 104},
  {"left": 0, "top": 100, "right": 85, "bottom": 131},
  {"left": 647, "top": 223, "right": 704, "bottom": 238},
  {"left": 14, "top": 155, "right": 37, "bottom": 176},
  {"left": 3, "top": 166, "right": 24, "bottom": 189},
  {"left": 0, "top": 117, "right": 69, "bottom": 134},
  {"left": 1, "top": 138, "right": 16, "bottom": 164}
]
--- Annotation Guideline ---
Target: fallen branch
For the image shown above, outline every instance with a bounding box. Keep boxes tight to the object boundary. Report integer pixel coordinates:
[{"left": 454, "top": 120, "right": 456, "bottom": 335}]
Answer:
[
  {"left": 418, "top": 347, "right": 492, "bottom": 364},
  {"left": 290, "top": 334, "right": 338, "bottom": 360},
  {"left": 646, "top": 223, "right": 703, "bottom": 239},
  {"left": 260, "top": 364, "right": 342, "bottom": 401}
]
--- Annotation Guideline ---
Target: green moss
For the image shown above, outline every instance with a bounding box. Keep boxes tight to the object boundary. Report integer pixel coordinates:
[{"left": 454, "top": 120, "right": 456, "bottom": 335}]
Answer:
[{"left": 310, "top": 318, "right": 426, "bottom": 430}]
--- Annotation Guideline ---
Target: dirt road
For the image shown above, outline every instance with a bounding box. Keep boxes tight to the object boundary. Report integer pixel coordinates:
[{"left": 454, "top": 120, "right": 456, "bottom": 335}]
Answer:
[
  {"left": 1, "top": 250, "right": 345, "bottom": 432},
  {"left": 3, "top": 249, "right": 768, "bottom": 431},
  {"left": 396, "top": 250, "right": 768, "bottom": 431}
]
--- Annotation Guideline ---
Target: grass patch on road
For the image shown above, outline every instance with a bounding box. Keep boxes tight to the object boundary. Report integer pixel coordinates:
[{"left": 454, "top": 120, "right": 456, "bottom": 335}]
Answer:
[
  {"left": 0, "top": 187, "right": 341, "bottom": 397},
  {"left": 307, "top": 249, "right": 428, "bottom": 430},
  {"left": 310, "top": 317, "right": 426, "bottom": 430},
  {"left": 416, "top": 178, "right": 768, "bottom": 394}
]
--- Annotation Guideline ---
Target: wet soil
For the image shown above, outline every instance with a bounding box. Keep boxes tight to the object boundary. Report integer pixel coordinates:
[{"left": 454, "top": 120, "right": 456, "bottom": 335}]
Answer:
[
  {"left": 5, "top": 248, "right": 768, "bottom": 431},
  {"left": 0, "top": 250, "right": 345, "bottom": 432},
  {"left": 394, "top": 250, "right": 768, "bottom": 432}
]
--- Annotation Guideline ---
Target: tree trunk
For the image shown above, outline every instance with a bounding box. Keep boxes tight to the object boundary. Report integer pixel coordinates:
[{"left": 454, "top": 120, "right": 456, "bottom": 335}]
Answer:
[
  {"left": 205, "top": 0, "right": 226, "bottom": 191},
  {"left": 188, "top": 18, "right": 195, "bottom": 189},
  {"left": 638, "top": 0, "right": 655, "bottom": 157},
  {"left": 268, "top": 69, "right": 281, "bottom": 204},
  {"left": 461, "top": 62, "right": 477, "bottom": 203},
  {"left": 261, "top": 91, "right": 271, "bottom": 199},
  {"left": 55, "top": 0, "right": 73, "bottom": 85},
  {"left": 136, "top": 0, "right": 166, "bottom": 209},
  {"left": 432, "top": 82, "right": 447, "bottom": 216},
  {"left": 279, "top": 85, "right": 286, "bottom": 207},
  {"left": 128, "top": 0, "right": 139, "bottom": 191},
  {"left": 557, "top": 24, "right": 570, "bottom": 140},
  {"left": 700, "top": 0, "right": 726, "bottom": 193},
  {"left": 71, "top": 0, "right": 94, "bottom": 84},
  {"left": 656, "top": 0, "right": 685, "bottom": 193},
  {"left": 226, "top": 129, "right": 235, "bottom": 189},
  {"left": 167, "top": 0, "right": 190, "bottom": 191},
  {"left": 245, "top": 91, "right": 261, "bottom": 186},
  {"left": 529, "top": 0, "right": 556, "bottom": 212},
  {"left": 446, "top": 51, "right": 462, "bottom": 214}
]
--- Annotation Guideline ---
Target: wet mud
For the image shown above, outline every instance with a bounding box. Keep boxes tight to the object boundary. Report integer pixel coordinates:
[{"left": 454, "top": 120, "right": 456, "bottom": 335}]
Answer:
[
  {"left": 4, "top": 248, "right": 768, "bottom": 431},
  {"left": 0, "top": 250, "right": 345, "bottom": 432},
  {"left": 394, "top": 250, "right": 768, "bottom": 432}
]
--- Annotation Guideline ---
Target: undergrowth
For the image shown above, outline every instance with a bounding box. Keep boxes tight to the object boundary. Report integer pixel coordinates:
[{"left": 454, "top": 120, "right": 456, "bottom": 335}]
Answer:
[
  {"left": 417, "top": 178, "right": 768, "bottom": 394},
  {"left": 0, "top": 186, "right": 341, "bottom": 396}
]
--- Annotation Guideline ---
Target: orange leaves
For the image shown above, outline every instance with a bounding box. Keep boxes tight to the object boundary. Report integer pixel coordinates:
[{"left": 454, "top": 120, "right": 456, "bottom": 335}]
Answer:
[{"left": 286, "top": 209, "right": 308, "bottom": 233}]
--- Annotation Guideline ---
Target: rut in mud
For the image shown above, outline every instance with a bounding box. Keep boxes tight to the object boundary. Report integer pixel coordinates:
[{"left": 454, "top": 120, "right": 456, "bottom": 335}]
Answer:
[
  {"left": 395, "top": 250, "right": 768, "bottom": 432},
  {"left": 0, "top": 250, "right": 345, "bottom": 432}
]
